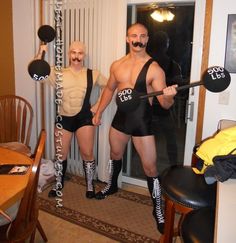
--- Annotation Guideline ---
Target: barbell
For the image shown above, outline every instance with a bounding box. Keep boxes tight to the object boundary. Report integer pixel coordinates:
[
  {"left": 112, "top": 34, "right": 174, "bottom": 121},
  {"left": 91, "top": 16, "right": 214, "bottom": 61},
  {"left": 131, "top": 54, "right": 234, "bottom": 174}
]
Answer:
[
  {"left": 28, "top": 25, "right": 56, "bottom": 81},
  {"left": 116, "top": 66, "right": 231, "bottom": 112}
]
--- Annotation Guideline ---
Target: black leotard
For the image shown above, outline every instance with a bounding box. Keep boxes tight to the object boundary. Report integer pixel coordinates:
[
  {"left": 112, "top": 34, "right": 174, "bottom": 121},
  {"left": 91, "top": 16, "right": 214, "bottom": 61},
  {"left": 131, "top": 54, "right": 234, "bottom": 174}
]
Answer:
[{"left": 111, "top": 58, "right": 154, "bottom": 136}]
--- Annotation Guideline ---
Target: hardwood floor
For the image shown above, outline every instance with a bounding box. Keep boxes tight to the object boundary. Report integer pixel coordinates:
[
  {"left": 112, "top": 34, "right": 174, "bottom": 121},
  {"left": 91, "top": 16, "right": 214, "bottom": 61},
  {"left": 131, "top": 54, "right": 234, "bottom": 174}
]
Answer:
[{"left": 35, "top": 210, "right": 118, "bottom": 243}]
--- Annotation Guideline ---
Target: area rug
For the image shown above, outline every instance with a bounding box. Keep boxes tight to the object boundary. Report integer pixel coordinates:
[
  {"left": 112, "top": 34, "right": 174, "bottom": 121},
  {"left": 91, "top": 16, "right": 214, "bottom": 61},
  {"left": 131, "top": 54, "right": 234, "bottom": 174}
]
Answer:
[{"left": 38, "top": 175, "right": 161, "bottom": 242}]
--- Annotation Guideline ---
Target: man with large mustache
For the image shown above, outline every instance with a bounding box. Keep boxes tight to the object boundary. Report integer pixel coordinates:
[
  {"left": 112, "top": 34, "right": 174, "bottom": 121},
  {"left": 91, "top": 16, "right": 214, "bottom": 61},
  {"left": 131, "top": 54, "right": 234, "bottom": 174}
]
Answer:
[
  {"left": 36, "top": 41, "right": 107, "bottom": 199},
  {"left": 92, "top": 23, "right": 177, "bottom": 234}
]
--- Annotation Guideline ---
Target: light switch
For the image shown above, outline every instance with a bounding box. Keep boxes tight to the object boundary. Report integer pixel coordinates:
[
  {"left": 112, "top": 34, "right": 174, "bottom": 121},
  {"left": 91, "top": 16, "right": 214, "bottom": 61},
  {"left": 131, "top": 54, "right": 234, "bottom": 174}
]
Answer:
[{"left": 218, "top": 91, "right": 230, "bottom": 105}]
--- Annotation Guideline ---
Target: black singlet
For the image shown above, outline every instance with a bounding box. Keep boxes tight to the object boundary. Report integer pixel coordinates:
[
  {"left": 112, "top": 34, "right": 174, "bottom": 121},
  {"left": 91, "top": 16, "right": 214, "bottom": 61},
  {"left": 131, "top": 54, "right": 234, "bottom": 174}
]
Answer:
[{"left": 112, "top": 59, "right": 154, "bottom": 136}]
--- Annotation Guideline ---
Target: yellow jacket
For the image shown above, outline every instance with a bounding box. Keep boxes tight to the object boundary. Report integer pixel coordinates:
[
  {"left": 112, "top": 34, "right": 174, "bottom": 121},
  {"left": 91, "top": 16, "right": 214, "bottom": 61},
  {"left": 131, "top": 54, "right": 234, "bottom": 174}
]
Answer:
[{"left": 193, "top": 126, "right": 236, "bottom": 174}]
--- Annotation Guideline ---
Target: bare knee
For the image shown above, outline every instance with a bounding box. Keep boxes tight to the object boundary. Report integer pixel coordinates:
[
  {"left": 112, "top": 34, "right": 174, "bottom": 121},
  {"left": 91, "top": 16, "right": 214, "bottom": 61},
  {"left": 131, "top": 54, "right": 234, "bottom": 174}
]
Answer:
[
  {"left": 80, "top": 148, "right": 94, "bottom": 161},
  {"left": 142, "top": 163, "right": 157, "bottom": 177},
  {"left": 110, "top": 144, "right": 125, "bottom": 160},
  {"left": 54, "top": 144, "right": 70, "bottom": 161},
  {"left": 110, "top": 150, "right": 123, "bottom": 160}
]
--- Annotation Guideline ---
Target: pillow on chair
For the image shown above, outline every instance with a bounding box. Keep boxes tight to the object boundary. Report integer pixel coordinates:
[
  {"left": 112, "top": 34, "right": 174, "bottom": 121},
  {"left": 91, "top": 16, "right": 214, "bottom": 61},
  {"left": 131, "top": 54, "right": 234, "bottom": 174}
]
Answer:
[
  {"left": 0, "top": 201, "right": 21, "bottom": 226},
  {"left": 38, "top": 159, "right": 55, "bottom": 193}
]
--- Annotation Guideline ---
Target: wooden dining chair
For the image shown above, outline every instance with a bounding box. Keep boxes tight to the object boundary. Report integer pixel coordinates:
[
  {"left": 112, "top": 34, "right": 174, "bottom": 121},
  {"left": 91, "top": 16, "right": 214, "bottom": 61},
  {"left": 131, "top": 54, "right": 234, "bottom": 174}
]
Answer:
[
  {"left": 0, "top": 95, "right": 33, "bottom": 156},
  {"left": 0, "top": 129, "right": 48, "bottom": 242}
]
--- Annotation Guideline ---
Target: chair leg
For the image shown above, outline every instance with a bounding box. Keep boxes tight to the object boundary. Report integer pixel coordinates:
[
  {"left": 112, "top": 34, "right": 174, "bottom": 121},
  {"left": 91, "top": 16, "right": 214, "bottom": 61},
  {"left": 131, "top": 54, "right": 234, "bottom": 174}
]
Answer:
[
  {"left": 37, "top": 220, "right": 48, "bottom": 242},
  {"left": 160, "top": 198, "right": 176, "bottom": 243},
  {"left": 30, "top": 228, "right": 36, "bottom": 243},
  {"left": 177, "top": 209, "right": 193, "bottom": 235},
  {"left": 177, "top": 213, "right": 185, "bottom": 234}
]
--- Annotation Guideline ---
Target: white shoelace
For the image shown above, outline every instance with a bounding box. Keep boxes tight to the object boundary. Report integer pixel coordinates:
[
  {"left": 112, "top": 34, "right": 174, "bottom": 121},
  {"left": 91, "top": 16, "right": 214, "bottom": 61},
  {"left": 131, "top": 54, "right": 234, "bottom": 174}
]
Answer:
[
  {"left": 152, "top": 178, "right": 161, "bottom": 198},
  {"left": 84, "top": 161, "right": 95, "bottom": 191},
  {"left": 152, "top": 178, "right": 165, "bottom": 223},
  {"left": 101, "top": 160, "right": 113, "bottom": 194}
]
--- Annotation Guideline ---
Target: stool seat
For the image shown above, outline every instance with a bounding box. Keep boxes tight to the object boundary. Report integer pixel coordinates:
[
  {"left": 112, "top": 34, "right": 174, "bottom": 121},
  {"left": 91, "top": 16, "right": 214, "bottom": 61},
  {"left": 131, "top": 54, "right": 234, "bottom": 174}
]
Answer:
[
  {"left": 161, "top": 165, "right": 216, "bottom": 209},
  {"left": 181, "top": 207, "right": 215, "bottom": 243}
]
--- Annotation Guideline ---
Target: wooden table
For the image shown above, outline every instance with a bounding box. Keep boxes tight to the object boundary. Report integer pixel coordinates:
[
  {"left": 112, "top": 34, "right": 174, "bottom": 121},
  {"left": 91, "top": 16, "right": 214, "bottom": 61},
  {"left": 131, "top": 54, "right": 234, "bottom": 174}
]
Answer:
[{"left": 0, "top": 147, "right": 32, "bottom": 211}]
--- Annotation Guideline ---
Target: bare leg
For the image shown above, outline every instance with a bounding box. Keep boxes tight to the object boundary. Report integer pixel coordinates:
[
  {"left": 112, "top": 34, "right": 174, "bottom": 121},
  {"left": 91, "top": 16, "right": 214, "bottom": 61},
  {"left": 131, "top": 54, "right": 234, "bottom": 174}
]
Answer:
[
  {"left": 75, "top": 125, "right": 95, "bottom": 161},
  {"left": 76, "top": 125, "right": 96, "bottom": 198},
  {"left": 132, "top": 135, "right": 157, "bottom": 176},
  {"left": 54, "top": 127, "right": 73, "bottom": 160},
  {"left": 109, "top": 127, "right": 130, "bottom": 159},
  {"left": 95, "top": 127, "right": 130, "bottom": 200},
  {"left": 48, "top": 128, "right": 73, "bottom": 198},
  {"left": 133, "top": 136, "right": 165, "bottom": 234}
]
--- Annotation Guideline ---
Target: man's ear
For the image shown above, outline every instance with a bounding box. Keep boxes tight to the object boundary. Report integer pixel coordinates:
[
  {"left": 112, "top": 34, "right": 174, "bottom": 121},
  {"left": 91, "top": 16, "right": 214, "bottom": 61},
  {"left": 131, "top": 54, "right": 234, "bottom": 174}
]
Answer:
[{"left": 126, "top": 36, "right": 129, "bottom": 44}]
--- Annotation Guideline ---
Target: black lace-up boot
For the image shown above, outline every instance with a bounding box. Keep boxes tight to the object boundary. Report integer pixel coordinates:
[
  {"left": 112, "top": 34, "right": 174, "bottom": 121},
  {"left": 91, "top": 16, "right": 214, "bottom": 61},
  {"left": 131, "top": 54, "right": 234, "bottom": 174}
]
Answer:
[
  {"left": 83, "top": 160, "right": 96, "bottom": 199},
  {"left": 95, "top": 159, "right": 122, "bottom": 200},
  {"left": 48, "top": 159, "right": 67, "bottom": 198},
  {"left": 147, "top": 176, "right": 165, "bottom": 234}
]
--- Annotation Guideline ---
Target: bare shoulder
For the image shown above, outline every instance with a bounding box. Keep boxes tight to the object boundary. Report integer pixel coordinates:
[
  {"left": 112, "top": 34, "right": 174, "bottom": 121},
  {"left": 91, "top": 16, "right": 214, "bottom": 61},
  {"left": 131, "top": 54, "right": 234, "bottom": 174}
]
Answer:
[
  {"left": 110, "top": 55, "right": 128, "bottom": 71},
  {"left": 147, "top": 60, "right": 165, "bottom": 79},
  {"left": 150, "top": 60, "right": 164, "bottom": 74},
  {"left": 91, "top": 69, "right": 100, "bottom": 81},
  {"left": 147, "top": 60, "right": 166, "bottom": 92},
  {"left": 92, "top": 69, "right": 99, "bottom": 76}
]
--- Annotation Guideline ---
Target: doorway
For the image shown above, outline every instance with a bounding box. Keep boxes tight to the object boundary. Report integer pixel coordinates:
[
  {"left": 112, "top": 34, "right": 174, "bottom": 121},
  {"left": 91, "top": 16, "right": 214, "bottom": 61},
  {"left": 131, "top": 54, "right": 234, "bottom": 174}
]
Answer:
[{"left": 122, "top": 2, "right": 195, "bottom": 187}]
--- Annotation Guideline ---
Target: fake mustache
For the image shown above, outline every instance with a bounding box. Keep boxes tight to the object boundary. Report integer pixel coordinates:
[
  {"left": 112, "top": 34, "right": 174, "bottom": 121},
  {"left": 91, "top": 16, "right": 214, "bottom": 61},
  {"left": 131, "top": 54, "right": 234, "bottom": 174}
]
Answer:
[
  {"left": 72, "top": 58, "right": 82, "bottom": 62},
  {"left": 132, "top": 41, "right": 146, "bottom": 48}
]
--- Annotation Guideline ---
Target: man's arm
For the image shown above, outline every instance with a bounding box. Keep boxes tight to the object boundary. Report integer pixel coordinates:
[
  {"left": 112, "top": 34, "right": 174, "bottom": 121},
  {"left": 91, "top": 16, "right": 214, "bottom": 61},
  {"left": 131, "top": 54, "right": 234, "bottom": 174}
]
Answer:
[
  {"left": 92, "top": 63, "right": 118, "bottom": 125},
  {"left": 32, "top": 44, "right": 56, "bottom": 85},
  {"left": 90, "top": 71, "right": 107, "bottom": 114},
  {"left": 150, "top": 62, "right": 177, "bottom": 109},
  {"left": 35, "top": 44, "right": 48, "bottom": 60}
]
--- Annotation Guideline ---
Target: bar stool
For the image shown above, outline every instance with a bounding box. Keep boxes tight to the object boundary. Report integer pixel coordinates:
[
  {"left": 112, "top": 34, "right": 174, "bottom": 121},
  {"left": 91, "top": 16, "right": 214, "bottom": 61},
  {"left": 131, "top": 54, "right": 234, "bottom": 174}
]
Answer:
[
  {"left": 180, "top": 207, "right": 215, "bottom": 243},
  {"left": 159, "top": 165, "right": 216, "bottom": 243}
]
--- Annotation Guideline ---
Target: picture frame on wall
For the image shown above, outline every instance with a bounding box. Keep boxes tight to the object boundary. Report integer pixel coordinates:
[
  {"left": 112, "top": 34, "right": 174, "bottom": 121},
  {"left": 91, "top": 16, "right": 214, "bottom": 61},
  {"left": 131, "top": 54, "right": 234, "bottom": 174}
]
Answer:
[{"left": 224, "top": 14, "right": 236, "bottom": 73}]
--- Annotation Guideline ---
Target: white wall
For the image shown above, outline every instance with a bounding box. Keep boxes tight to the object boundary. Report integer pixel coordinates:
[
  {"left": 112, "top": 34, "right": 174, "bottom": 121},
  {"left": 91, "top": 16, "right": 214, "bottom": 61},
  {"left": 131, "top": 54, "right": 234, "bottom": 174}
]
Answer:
[
  {"left": 12, "top": 0, "right": 39, "bottom": 150},
  {"left": 203, "top": 0, "right": 236, "bottom": 138}
]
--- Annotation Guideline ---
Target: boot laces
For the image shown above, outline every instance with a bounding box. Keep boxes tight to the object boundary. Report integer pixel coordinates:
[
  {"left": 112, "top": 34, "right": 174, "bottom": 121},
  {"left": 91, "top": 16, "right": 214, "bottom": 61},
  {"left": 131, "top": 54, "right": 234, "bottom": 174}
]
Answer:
[
  {"left": 101, "top": 160, "right": 113, "bottom": 194},
  {"left": 152, "top": 178, "right": 165, "bottom": 223},
  {"left": 152, "top": 178, "right": 160, "bottom": 198},
  {"left": 84, "top": 161, "right": 95, "bottom": 191}
]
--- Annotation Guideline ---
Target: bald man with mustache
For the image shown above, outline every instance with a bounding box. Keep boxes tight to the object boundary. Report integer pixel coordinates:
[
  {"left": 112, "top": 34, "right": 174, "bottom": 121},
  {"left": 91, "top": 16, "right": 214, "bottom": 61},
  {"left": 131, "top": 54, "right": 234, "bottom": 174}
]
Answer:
[
  {"left": 93, "top": 23, "right": 177, "bottom": 234},
  {"left": 36, "top": 41, "right": 107, "bottom": 199}
]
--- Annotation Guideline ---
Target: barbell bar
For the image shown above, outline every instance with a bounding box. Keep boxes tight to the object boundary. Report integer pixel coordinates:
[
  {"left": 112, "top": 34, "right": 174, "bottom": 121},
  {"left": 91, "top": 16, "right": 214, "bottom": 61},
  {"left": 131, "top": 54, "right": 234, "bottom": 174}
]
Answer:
[{"left": 116, "top": 66, "right": 231, "bottom": 112}]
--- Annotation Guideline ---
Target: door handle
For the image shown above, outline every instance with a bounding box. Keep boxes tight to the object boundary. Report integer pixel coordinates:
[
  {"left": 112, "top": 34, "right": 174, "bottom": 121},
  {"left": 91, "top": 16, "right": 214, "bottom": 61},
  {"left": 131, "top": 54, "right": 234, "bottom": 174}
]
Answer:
[{"left": 185, "top": 101, "right": 194, "bottom": 122}]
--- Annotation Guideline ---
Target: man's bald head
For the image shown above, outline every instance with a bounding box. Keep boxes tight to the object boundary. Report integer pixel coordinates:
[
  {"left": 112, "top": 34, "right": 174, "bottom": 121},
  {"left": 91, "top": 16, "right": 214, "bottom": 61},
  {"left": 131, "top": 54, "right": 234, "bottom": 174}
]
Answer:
[
  {"left": 127, "top": 23, "right": 148, "bottom": 36},
  {"left": 69, "top": 41, "right": 86, "bottom": 54}
]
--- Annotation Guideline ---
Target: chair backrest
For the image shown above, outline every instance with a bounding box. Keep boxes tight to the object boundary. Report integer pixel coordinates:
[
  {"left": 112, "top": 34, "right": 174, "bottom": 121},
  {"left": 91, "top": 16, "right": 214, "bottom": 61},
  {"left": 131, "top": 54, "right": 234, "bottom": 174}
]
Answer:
[
  {"left": 0, "top": 95, "right": 33, "bottom": 145},
  {"left": 7, "top": 130, "right": 46, "bottom": 241},
  {"left": 217, "top": 119, "right": 236, "bottom": 131}
]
